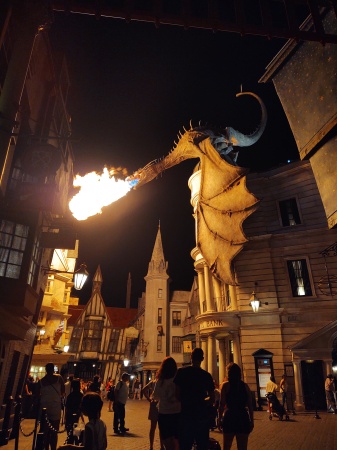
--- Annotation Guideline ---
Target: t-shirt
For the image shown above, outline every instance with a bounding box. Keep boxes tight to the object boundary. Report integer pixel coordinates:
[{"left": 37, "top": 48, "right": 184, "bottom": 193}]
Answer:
[
  {"left": 173, "top": 365, "right": 214, "bottom": 418},
  {"left": 114, "top": 381, "right": 129, "bottom": 404}
]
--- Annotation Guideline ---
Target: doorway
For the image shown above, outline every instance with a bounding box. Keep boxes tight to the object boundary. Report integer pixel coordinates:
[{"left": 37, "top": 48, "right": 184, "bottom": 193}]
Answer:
[{"left": 301, "top": 360, "right": 326, "bottom": 410}]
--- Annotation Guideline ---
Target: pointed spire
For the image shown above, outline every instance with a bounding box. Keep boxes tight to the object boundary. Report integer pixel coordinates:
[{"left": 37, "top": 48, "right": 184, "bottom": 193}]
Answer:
[
  {"left": 147, "top": 223, "right": 168, "bottom": 276},
  {"left": 126, "top": 272, "right": 131, "bottom": 309},
  {"left": 92, "top": 265, "right": 103, "bottom": 294}
]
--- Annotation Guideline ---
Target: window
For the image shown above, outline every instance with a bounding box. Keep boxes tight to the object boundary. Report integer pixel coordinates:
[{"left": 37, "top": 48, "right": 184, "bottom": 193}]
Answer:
[
  {"left": 0, "top": 220, "right": 28, "bottom": 279},
  {"left": 287, "top": 259, "right": 313, "bottom": 297},
  {"left": 158, "top": 288, "right": 163, "bottom": 298},
  {"left": 158, "top": 308, "right": 162, "bottom": 324},
  {"left": 108, "top": 329, "right": 120, "bottom": 353},
  {"left": 82, "top": 319, "right": 104, "bottom": 351},
  {"left": 69, "top": 327, "right": 82, "bottom": 353},
  {"left": 172, "top": 311, "right": 181, "bottom": 327},
  {"left": 279, "top": 198, "right": 301, "bottom": 226},
  {"left": 172, "top": 336, "right": 182, "bottom": 353},
  {"left": 27, "top": 235, "right": 41, "bottom": 288},
  {"left": 157, "top": 335, "right": 162, "bottom": 351}
]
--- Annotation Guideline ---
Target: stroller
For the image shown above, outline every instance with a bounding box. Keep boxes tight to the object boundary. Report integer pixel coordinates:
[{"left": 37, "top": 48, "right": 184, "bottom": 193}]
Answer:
[{"left": 266, "top": 392, "right": 289, "bottom": 421}]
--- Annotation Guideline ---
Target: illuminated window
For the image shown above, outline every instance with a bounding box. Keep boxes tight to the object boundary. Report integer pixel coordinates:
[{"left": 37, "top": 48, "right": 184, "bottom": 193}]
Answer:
[
  {"left": 157, "top": 335, "right": 162, "bottom": 351},
  {"left": 158, "top": 308, "right": 162, "bottom": 324},
  {"left": 279, "top": 198, "right": 301, "bottom": 226},
  {"left": 287, "top": 259, "right": 313, "bottom": 297},
  {"left": 172, "top": 336, "right": 182, "bottom": 353},
  {"left": 172, "top": 311, "right": 181, "bottom": 327},
  {"left": 0, "top": 220, "right": 28, "bottom": 279}
]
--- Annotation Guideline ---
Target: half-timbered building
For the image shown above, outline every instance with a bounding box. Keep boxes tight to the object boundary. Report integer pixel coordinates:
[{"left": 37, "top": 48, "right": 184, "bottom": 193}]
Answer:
[{"left": 67, "top": 266, "right": 138, "bottom": 382}]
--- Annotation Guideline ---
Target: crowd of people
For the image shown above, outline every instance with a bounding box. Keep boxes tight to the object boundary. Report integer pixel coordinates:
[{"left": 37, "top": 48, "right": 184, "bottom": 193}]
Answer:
[{"left": 27, "top": 354, "right": 322, "bottom": 450}]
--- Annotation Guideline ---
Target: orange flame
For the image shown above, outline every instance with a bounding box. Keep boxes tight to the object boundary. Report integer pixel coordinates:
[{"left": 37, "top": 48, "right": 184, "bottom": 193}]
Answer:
[{"left": 69, "top": 167, "right": 133, "bottom": 221}]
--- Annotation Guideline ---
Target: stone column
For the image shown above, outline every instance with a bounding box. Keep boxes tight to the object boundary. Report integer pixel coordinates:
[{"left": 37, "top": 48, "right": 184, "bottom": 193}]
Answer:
[
  {"left": 230, "top": 331, "right": 241, "bottom": 367},
  {"left": 293, "top": 360, "right": 304, "bottom": 411},
  {"left": 201, "top": 338, "right": 207, "bottom": 371},
  {"left": 212, "top": 276, "right": 222, "bottom": 311},
  {"left": 207, "top": 335, "right": 217, "bottom": 380},
  {"left": 218, "top": 338, "right": 226, "bottom": 383},
  {"left": 197, "top": 270, "right": 206, "bottom": 314},
  {"left": 203, "top": 265, "right": 215, "bottom": 312},
  {"left": 229, "top": 285, "right": 238, "bottom": 310}
]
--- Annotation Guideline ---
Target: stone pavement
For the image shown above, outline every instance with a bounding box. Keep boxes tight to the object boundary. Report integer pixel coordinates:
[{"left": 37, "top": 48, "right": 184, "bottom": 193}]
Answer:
[{"left": 6, "top": 398, "right": 337, "bottom": 450}]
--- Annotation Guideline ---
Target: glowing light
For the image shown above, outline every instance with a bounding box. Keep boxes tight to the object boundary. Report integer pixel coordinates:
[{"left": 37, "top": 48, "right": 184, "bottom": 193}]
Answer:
[{"left": 69, "top": 167, "right": 139, "bottom": 221}]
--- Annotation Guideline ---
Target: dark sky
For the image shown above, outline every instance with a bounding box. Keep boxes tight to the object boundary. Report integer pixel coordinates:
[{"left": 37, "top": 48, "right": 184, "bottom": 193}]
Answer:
[{"left": 49, "top": 12, "right": 299, "bottom": 308}]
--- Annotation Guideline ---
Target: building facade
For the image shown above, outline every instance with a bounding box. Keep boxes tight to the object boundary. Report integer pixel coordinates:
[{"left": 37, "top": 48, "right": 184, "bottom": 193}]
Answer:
[
  {"left": 0, "top": 3, "right": 78, "bottom": 408},
  {"left": 131, "top": 160, "right": 337, "bottom": 411}
]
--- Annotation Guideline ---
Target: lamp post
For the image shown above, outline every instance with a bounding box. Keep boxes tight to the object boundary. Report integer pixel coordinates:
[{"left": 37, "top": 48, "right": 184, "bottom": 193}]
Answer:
[
  {"left": 249, "top": 291, "right": 269, "bottom": 312},
  {"left": 42, "top": 263, "right": 89, "bottom": 290}
]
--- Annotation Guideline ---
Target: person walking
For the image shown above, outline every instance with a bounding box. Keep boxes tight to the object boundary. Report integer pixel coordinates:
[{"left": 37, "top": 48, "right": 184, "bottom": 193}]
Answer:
[
  {"left": 325, "top": 374, "right": 336, "bottom": 413},
  {"left": 65, "top": 379, "right": 84, "bottom": 437},
  {"left": 265, "top": 376, "right": 278, "bottom": 414},
  {"left": 173, "top": 347, "right": 215, "bottom": 450},
  {"left": 279, "top": 374, "right": 288, "bottom": 410},
  {"left": 58, "top": 391, "right": 107, "bottom": 450},
  {"left": 113, "top": 372, "right": 130, "bottom": 434},
  {"left": 106, "top": 379, "right": 115, "bottom": 412},
  {"left": 87, "top": 375, "right": 102, "bottom": 395},
  {"left": 142, "top": 375, "right": 164, "bottom": 450},
  {"left": 133, "top": 377, "right": 141, "bottom": 399},
  {"left": 153, "top": 357, "right": 181, "bottom": 450},
  {"left": 37, "top": 362, "right": 65, "bottom": 450},
  {"left": 219, "top": 363, "right": 254, "bottom": 450}
]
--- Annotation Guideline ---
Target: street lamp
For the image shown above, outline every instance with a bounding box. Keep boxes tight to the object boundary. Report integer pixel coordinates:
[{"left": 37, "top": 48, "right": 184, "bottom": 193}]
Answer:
[
  {"left": 123, "top": 358, "right": 129, "bottom": 367},
  {"left": 249, "top": 291, "right": 268, "bottom": 313},
  {"left": 42, "top": 263, "right": 89, "bottom": 290}
]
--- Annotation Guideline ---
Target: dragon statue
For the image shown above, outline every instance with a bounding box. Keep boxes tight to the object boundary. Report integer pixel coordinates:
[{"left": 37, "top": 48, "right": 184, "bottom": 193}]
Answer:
[{"left": 128, "top": 92, "right": 267, "bottom": 285}]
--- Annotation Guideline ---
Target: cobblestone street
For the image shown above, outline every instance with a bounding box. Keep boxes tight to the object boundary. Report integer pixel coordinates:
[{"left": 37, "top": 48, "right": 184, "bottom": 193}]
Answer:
[{"left": 7, "top": 398, "right": 337, "bottom": 450}]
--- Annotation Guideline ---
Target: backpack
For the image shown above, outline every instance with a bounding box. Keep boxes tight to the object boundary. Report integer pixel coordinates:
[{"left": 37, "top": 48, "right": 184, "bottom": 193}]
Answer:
[{"left": 107, "top": 385, "right": 115, "bottom": 401}]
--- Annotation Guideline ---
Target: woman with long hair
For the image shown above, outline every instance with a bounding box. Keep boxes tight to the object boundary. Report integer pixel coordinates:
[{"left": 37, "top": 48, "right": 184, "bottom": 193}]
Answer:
[
  {"left": 219, "top": 363, "right": 254, "bottom": 450},
  {"left": 142, "top": 371, "right": 164, "bottom": 450},
  {"left": 153, "top": 357, "right": 181, "bottom": 450}
]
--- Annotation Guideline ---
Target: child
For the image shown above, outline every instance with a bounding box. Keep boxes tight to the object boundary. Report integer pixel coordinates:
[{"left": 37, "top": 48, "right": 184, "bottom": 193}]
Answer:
[{"left": 58, "top": 392, "right": 107, "bottom": 450}]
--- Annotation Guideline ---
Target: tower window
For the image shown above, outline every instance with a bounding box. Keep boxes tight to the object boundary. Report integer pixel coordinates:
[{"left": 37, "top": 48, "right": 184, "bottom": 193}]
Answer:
[
  {"left": 158, "top": 308, "right": 162, "bottom": 324},
  {"left": 158, "top": 288, "right": 163, "bottom": 298},
  {"left": 172, "top": 311, "right": 181, "bottom": 327},
  {"left": 172, "top": 336, "right": 182, "bottom": 353},
  {"left": 279, "top": 198, "right": 301, "bottom": 226},
  {"left": 287, "top": 259, "right": 313, "bottom": 297}
]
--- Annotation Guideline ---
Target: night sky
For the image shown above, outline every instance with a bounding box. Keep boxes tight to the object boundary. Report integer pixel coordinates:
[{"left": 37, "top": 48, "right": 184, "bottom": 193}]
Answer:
[{"left": 49, "top": 12, "right": 299, "bottom": 308}]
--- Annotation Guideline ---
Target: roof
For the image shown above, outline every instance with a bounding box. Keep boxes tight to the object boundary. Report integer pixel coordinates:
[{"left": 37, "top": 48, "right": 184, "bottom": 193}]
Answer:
[
  {"left": 106, "top": 307, "right": 138, "bottom": 328},
  {"left": 67, "top": 305, "right": 138, "bottom": 329}
]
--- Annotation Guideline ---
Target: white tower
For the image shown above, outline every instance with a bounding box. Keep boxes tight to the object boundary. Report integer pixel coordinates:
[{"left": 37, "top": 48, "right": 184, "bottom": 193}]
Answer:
[{"left": 142, "top": 224, "right": 170, "bottom": 370}]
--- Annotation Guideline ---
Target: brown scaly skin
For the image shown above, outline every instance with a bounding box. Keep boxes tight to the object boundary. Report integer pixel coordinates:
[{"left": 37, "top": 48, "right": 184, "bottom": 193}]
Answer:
[{"left": 127, "top": 92, "right": 267, "bottom": 188}]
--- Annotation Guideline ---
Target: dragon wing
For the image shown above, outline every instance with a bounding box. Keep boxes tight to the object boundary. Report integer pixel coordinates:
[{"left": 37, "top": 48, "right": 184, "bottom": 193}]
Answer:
[{"left": 196, "top": 138, "right": 259, "bottom": 285}]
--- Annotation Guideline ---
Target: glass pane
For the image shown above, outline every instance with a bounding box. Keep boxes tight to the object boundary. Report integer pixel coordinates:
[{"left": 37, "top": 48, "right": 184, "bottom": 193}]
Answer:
[
  {"left": 15, "top": 223, "right": 29, "bottom": 238},
  {"left": 12, "top": 236, "right": 27, "bottom": 251},
  {"left": 8, "top": 250, "right": 23, "bottom": 265},
  {"left": 6, "top": 264, "right": 20, "bottom": 279},
  {"left": 0, "top": 248, "right": 9, "bottom": 262}
]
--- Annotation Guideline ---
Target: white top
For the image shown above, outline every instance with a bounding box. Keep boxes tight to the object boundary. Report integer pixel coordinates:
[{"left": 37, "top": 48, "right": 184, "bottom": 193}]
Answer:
[
  {"left": 115, "top": 380, "right": 129, "bottom": 404},
  {"left": 153, "top": 377, "right": 181, "bottom": 414}
]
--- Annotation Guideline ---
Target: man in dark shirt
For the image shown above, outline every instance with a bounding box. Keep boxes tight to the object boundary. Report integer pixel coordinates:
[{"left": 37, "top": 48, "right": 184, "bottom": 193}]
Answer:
[{"left": 174, "top": 347, "right": 215, "bottom": 450}]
